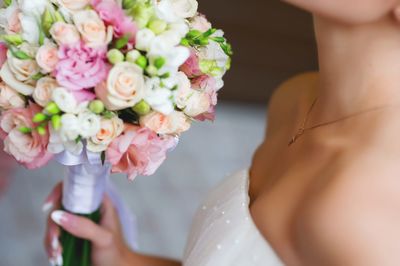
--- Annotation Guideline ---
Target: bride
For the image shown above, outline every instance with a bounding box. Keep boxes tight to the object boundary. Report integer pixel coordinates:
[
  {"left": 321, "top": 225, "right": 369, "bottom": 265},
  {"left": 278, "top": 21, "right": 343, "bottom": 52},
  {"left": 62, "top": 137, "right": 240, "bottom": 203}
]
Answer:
[{"left": 44, "top": 0, "right": 400, "bottom": 265}]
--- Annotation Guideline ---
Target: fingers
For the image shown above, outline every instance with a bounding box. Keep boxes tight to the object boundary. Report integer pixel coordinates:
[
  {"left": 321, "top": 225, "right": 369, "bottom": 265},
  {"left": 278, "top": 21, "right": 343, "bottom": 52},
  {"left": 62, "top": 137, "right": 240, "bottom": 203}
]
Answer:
[
  {"left": 42, "top": 182, "right": 62, "bottom": 212},
  {"left": 51, "top": 210, "right": 113, "bottom": 248}
]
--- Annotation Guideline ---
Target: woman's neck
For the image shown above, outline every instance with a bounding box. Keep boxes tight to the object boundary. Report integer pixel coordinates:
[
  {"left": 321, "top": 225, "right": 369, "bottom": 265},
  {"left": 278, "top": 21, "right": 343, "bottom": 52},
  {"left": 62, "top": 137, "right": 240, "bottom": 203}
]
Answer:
[{"left": 313, "top": 15, "right": 400, "bottom": 119}]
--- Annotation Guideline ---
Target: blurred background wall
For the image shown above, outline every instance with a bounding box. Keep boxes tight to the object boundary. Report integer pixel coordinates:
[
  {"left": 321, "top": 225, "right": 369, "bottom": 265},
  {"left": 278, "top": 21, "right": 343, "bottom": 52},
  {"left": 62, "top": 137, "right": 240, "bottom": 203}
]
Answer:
[{"left": 0, "top": 1, "right": 318, "bottom": 265}]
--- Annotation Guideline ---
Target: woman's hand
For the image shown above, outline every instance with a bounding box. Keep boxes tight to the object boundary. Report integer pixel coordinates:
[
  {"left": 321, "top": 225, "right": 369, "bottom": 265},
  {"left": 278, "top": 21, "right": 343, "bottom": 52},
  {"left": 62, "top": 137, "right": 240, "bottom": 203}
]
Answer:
[{"left": 43, "top": 183, "right": 134, "bottom": 266}]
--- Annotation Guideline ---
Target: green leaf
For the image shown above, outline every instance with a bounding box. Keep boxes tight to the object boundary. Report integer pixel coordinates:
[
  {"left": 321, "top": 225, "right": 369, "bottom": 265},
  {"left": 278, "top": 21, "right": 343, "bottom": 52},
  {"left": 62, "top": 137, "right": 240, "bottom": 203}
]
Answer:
[
  {"left": 114, "top": 35, "right": 129, "bottom": 49},
  {"left": 4, "top": 0, "right": 12, "bottom": 7},
  {"left": 11, "top": 49, "right": 32, "bottom": 60},
  {"left": 202, "top": 28, "right": 217, "bottom": 38},
  {"left": 31, "top": 72, "right": 44, "bottom": 81},
  {"left": 211, "top": 37, "right": 226, "bottom": 43}
]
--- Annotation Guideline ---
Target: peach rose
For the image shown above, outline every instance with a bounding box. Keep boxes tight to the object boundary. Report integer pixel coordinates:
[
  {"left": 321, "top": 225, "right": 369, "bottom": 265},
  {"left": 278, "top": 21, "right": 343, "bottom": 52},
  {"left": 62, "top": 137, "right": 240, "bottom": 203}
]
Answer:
[
  {"left": 50, "top": 22, "right": 81, "bottom": 46},
  {"left": 72, "top": 10, "right": 113, "bottom": 47},
  {"left": 0, "top": 81, "right": 25, "bottom": 109},
  {"left": 33, "top": 77, "right": 59, "bottom": 107},
  {"left": 7, "top": 8, "right": 22, "bottom": 34},
  {"left": 36, "top": 42, "right": 59, "bottom": 73},
  {"left": 95, "top": 62, "right": 146, "bottom": 111},
  {"left": 87, "top": 115, "right": 124, "bottom": 153},
  {"left": 140, "top": 110, "right": 191, "bottom": 135},
  {"left": 6, "top": 43, "right": 39, "bottom": 84},
  {"left": 0, "top": 103, "right": 53, "bottom": 169}
]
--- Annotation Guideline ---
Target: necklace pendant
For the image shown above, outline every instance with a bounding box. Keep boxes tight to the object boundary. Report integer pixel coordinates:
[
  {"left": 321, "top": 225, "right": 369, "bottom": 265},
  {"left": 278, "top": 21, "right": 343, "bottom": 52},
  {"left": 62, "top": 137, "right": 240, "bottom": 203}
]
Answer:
[{"left": 288, "top": 128, "right": 305, "bottom": 146}]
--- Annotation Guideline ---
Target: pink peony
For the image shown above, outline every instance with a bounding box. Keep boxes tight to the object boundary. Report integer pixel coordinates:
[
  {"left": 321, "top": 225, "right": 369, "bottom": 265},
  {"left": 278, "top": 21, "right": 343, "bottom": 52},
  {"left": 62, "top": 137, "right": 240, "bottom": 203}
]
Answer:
[
  {"left": 0, "top": 43, "right": 7, "bottom": 68},
  {"left": 106, "top": 125, "right": 177, "bottom": 180},
  {"left": 55, "top": 42, "right": 109, "bottom": 94},
  {"left": 180, "top": 49, "right": 203, "bottom": 78},
  {"left": 91, "top": 0, "right": 138, "bottom": 43},
  {"left": 192, "top": 75, "right": 218, "bottom": 121},
  {"left": 0, "top": 102, "right": 53, "bottom": 169}
]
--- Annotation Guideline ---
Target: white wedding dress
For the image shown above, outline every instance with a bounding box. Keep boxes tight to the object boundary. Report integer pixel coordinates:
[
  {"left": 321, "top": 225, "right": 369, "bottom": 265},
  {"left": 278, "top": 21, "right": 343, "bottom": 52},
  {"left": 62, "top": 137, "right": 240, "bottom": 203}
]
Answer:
[{"left": 183, "top": 170, "right": 284, "bottom": 266}]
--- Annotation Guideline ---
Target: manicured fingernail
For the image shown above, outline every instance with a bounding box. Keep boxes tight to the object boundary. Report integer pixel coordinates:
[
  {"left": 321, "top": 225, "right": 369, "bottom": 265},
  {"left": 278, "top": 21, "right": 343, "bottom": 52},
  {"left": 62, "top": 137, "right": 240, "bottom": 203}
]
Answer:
[
  {"left": 51, "top": 236, "right": 59, "bottom": 251},
  {"left": 42, "top": 201, "right": 53, "bottom": 213},
  {"left": 51, "top": 211, "right": 66, "bottom": 225},
  {"left": 49, "top": 258, "right": 56, "bottom": 266},
  {"left": 56, "top": 253, "right": 63, "bottom": 266}
]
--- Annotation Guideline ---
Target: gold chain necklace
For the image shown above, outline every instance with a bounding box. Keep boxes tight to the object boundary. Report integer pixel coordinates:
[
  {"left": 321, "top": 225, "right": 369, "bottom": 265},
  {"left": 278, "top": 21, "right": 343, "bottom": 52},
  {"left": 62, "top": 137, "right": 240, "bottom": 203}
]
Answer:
[{"left": 288, "top": 98, "right": 396, "bottom": 146}]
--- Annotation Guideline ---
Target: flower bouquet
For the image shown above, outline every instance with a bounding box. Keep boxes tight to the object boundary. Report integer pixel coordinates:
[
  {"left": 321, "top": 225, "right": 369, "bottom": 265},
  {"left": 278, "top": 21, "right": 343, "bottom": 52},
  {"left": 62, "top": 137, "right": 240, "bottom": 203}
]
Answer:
[{"left": 0, "top": 0, "right": 231, "bottom": 265}]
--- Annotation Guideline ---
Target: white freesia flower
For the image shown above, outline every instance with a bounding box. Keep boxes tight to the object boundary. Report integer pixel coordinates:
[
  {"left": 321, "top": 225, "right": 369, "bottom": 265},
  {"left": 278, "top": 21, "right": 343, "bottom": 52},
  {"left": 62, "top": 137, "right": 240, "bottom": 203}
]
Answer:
[
  {"left": 135, "top": 28, "right": 156, "bottom": 51},
  {"left": 48, "top": 125, "right": 83, "bottom": 155},
  {"left": 18, "top": 0, "right": 48, "bottom": 17},
  {"left": 52, "top": 87, "right": 78, "bottom": 113},
  {"left": 19, "top": 14, "right": 40, "bottom": 44},
  {"left": 145, "top": 78, "right": 174, "bottom": 115},
  {"left": 169, "top": 0, "right": 198, "bottom": 18},
  {"left": 59, "top": 113, "right": 81, "bottom": 141},
  {"left": 148, "top": 40, "right": 190, "bottom": 75},
  {"left": 55, "top": 0, "right": 90, "bottom": 11},
  {"left": 87, "top": 116, "right": 124, "bottom": 153},
  {"left": 154, "top": 0, "right": 181, "bottom": 23},
  {"left": 77, "top": 111, "right": 101, "bottom": 138}
]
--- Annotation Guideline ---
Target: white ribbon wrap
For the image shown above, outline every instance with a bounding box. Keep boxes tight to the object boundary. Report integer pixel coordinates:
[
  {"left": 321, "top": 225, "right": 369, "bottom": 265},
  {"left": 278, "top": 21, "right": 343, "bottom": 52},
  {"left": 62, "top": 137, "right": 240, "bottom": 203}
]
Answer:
[{"left": 55, "top": 146, "right": 138, "bottom": 249}]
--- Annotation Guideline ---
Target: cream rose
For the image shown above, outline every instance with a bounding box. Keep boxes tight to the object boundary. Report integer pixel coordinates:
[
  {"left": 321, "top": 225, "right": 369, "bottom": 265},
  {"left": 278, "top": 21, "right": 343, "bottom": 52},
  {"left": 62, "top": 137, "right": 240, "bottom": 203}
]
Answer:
[
  {"left": 36, "top": 42, "right": 59, "bottom": 73},
  {"left": 56, "top": 0, "right": 90, "bottom": 11},
  {"left": 95, "top": 62, "right": 146, "bottom": 111},
  {"left": 6, "top": 43, "right": 39, "bottom": 83},
  {"left": 140, "top": 110, "right": 191, "bottom": 135},
  {"left": 50, "top": 22, "right": 81, "bottom": 46},
  {"left": 87, "top": 116, "right": 124, "bottom": 153},
  {"left": 0, "top": 81, "right": 25, "bottom": 109},
  {"left": 181, "top": 90, "right": 210, "bottom": 117},
  {"left": 170, "top": 0, "right": 198, "bottom": 18},
  {"left": 73, "top": 10, "right": 113, "bottom": 47},
  {"left": 33, "top": 77, "right": 59, "bottom": 107}
]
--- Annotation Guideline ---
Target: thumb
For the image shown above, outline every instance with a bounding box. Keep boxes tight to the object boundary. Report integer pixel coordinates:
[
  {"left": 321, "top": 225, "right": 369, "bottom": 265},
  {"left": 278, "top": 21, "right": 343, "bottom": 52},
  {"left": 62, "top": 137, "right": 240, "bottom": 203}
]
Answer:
[{"left": 51, "top": 210, "right": 113, "bottom": 248}]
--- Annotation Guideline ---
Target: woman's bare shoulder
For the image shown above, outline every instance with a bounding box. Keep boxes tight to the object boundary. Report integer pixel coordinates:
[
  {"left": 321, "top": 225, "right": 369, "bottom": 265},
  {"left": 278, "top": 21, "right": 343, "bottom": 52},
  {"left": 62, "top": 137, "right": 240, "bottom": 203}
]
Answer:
[{"left": 266, "top": 72, "right": 319, "bottom": 134}]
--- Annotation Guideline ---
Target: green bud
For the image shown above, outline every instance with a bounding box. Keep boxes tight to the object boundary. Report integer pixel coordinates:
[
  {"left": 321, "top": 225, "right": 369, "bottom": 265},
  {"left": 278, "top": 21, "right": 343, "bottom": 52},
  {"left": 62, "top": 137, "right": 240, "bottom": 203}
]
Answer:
[
  {"left": 107, "top": 49, "right": 125, "bottom": 65},
  {"left": 32, "top": 113, "right": 48, "bottom": 123},
  {"left": 4, "top": 0, "right": 12, "bottom": 7},
  {"left": 126, "top": 50, "right": 141, "bottom": 63},
  {"left": 211, "top": 37, "right": 225, "bottom": 43},
  {"left": 45, "top": 102, "right": 61, "bottom": 115},
  {"left": 203, "top": 28, "right": 217, "bottom": 38},
  {"left": 2, "top": 34, "right": 23, "bottom": 46},
  {"left": 180, "top": 38, "right": 190, "bottom": 47},
  {"left": 42, "top": 8, "right": 55, "bottom": 36},
  {"left": 135, "top": 55, "right": 148, "bottom": 69},
  {"left": 148, "top": 20, "right": 167, "bottom": 35},
  {"left": 199, "top": 59, "right": 222, "bottom": 77},
  {"left": 19, "top": 127, "right": 32, "bottom": 134},
  {"left": 51, "top": 115, "right": 62, "bottom": 130},
  {"left": 132, "top": 100, "right": 151, "bottom": 115},
  {"left": 146, "top": 65, "right": 158, "bottom": 76},
  {"left": 194, "top": 38, "right": 209, "bottom": 46},
  {"left": 129, "top": 2, "right": 154, "bottom": 28},
  {"left": 122, "top": 0, "right": 135, "bottom": 9},
  {"left": 89, "top": 100, "right": 105, "bottom": 114},
  {"left": 115, "top": 35, "right": 129, "bottom": 49},
  {"left": 37, "top": 126, "right": 47, "bottom": 136},
  {"left": 54, "top": 11, "right": 65, "bottom": 23},
  {"left": 153, "top": 57, "right": 166, "bottom": 69},
  {"left": 187, "top": 30, "right": 202, "bottom": 39}
]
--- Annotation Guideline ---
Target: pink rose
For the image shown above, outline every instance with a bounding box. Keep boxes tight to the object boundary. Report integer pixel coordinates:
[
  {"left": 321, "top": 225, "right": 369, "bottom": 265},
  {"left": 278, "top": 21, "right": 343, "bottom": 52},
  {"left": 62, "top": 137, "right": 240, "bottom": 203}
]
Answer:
[
  {"left": 180, "top": 49, "right": 202, "bottom": 77},
  {"left": 106, "top": 125, "right": 177, "bottom": 180},
  {"left": 91, "top": 0, "right": 138, "bottom": 43},
  {"left": 190, "top": 14, "right": 211, "bottom": 33},
  {"left": 0, "top": 103, "right": 53, "bottom": 169},
  {"left": 0, "top": 43, "right": 8, "bottom": 68},
  {"left": 191, "top": 75, "right": 219, "bottom": 121},
  {"left": 55, "top": 42, "right": 109, "bottom": 92},
  {"left": 36, "top": 42, "right": 59, "bottom": 73}
]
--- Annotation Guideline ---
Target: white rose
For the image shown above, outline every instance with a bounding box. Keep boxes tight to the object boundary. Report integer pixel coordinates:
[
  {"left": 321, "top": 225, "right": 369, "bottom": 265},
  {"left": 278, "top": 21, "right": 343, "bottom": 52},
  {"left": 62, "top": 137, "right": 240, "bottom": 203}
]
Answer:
[
  {"left": 73, "top": 10, "right": 113, "bottom": 47},
  {"left": 52, "top": 87, "right": 78, "bottom": 113},
  {"left": 33, "top": 77, "right": 59, "bottom": 107},
  {"left": 49, "top": 22, "right": 80, "bottom": 46},
  {"left": 6, "top": 43, "right": 39, "bottom": 84},
  {"left": 174, "top": 71, "right": 192, "bottom": 109},
  {"left": 36, "top": 42, "right": 59, "bottom": 73},
  {"left": 169, "top": 0, "right": 198, "bottom": 18},
  {"left": 95, "top": 62, "right": 146, "bottom": 111},
  {"left": 48, "top": 125, "right": 83, "bottom": 155},
  {"left": 145, "top": 86, "right": 174, "bottom": 115},
  {"left": 59, "top": 113, "right": 80, "bottom": 141},
  {"left": 87, "top": 116, "right": 124, "bottom": 153},
  {"left": 0, "top": 63, "right": 35, "bottom": 95},
  {"left": 19, "top": 14, "right": 40, "bottom": 44},
  {"left": 0, "top": 81, "right": 25, "bottom": 109},
  {"left": 135, "top": 28, "right": 156, "bottom": 51},
  {"left": 55, "top": 0, "right": 90, "bottom": 11},
  {"left": 77, "top": 110, "right": 101, "bottom": 138},
  {"left": 140, "top": 110, "right": 191, "bottom": 135},
  {"left": 148, "top": 41, "right": 190, "bottom": 75}
]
